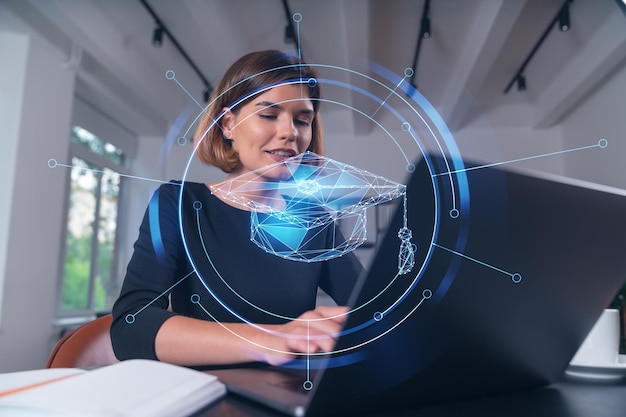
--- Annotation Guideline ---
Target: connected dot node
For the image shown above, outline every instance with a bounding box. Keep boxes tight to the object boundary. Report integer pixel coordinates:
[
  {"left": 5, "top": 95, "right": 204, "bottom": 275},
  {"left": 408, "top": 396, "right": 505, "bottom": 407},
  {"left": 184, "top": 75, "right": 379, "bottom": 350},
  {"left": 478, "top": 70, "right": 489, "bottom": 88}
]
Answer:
[
  {"left": 48, "top": 159, "right": 58, "bottom": 168},
  {"left": 404, "top": 68, "right": 414, "bottom": 78},
  {"left": 449, "top": 208, "right": 459, "bottom": 218},
  {"left": 165, "top": 70, "right": 175, "bottom": 80},
  {"left": 293, "top": 13, "right": 302, "bottom": 23},
  {"left": 422, "top": 289, "right": 432, "bottom": 299},
  {"left": 177, "top": 137, "right": 187, "bottom": 146},
  {"left": 401, "top": 122, "right": 411, "bottom": 132},
  {"left": 307, "top": 78, "right": 317, "bottom": 88},
  {"left": 512, "top": 273, "right": 522, "bottom": 283},
  {"left": 398, "top": 227, "right": 412, "bottom": 240},
  {"left": 406, "top": 163, "right": 416, "bottom": 173},
  {"left": 303, "top": 380, "right": 313, "bottom": 391},
  {"left": 373, "top": 312, "right": 383, "bottom": 321},
  {"left": 297, "top": 179, "right": 321, "bottom": 195},
  {"left": 193, "top": 201, "right": 203, "bottom": 211},
  {"left": 190, "top": 293, "right": 201, "bottom": 303},
  {"left": 125, "top": 314, "right": 136, "bottom": 324},
  {"left": 598, "top": 138, "right": 608, "bottom": 148}
]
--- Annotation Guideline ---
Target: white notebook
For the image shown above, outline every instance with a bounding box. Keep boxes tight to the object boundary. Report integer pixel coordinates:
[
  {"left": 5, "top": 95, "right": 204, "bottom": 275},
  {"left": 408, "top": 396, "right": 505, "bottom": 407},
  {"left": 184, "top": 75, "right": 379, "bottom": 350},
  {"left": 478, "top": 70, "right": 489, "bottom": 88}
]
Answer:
[{"left": 0, "top": 359, "right": 226, "bottom": 417}]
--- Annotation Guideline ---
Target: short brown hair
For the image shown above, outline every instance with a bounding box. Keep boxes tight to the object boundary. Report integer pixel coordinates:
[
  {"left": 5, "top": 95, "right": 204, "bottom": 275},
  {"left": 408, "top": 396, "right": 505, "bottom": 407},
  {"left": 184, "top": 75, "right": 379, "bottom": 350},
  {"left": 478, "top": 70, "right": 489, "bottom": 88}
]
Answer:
[{"left": 194, "top": 50, "right": 324, "bottom": 173}]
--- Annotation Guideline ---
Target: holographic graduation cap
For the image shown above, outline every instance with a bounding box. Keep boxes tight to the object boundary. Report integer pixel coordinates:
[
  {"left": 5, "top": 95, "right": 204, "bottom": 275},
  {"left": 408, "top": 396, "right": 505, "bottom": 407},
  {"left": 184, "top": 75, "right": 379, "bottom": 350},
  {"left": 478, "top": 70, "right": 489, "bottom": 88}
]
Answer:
[{"left": 211, "top": 152, "right": 415, "bottom": 273}]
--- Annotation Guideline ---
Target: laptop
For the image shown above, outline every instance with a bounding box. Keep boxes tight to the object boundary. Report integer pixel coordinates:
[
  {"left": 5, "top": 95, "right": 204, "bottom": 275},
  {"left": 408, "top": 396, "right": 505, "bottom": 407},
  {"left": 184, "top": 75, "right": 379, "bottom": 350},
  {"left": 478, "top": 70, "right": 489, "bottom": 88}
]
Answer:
[{"left": 210, "top": 154, "right": 626, "bottom": 416}]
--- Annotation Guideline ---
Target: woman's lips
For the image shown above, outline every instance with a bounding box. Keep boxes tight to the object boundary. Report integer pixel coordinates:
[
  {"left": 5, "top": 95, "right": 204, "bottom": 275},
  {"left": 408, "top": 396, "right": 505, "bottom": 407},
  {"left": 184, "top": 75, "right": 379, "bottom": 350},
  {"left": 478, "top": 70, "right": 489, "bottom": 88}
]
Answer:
[{"left": 266, "top": 149, "right": 296, "bottom": 162}]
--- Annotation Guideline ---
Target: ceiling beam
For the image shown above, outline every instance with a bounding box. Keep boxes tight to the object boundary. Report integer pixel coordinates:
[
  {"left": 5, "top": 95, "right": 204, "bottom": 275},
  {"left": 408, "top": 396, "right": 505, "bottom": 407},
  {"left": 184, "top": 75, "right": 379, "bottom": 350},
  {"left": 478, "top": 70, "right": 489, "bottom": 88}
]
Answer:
[
  {"left": 21, "top": 0, "right": 201, "bottom": 135},
  {"left": 343, "top": 0, "right": 374, "bottom": 136},
  {"left": 440, "top": 0, "right": 527, "bottom": 131}
]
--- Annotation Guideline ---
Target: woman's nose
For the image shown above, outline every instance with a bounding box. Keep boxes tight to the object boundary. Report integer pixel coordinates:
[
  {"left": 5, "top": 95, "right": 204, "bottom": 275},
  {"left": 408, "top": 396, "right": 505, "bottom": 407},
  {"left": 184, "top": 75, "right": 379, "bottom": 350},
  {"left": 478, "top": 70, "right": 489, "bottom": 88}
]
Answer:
[{"left": 277, "top": 115, "right": 297, "bottom": 141}]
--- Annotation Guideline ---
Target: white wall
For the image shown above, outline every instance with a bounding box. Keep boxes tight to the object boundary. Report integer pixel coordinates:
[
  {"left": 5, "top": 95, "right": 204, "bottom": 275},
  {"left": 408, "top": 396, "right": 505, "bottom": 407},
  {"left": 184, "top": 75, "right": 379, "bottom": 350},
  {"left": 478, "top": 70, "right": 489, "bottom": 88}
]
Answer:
[
  {"left": 0, "top": 32, "right": 27, "bottom": 331},
  {"left": 561, "top": 61, "right": 626, "bottom": 189},
  {"left": 0, "top": 7, "right": 75, "bottom": 372}
]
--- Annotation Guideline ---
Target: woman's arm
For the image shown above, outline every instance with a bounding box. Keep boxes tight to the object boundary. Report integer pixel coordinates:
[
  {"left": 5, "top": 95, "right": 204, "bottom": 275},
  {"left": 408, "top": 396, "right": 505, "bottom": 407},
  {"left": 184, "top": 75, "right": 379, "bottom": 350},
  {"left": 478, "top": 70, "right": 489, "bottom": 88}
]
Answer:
[
  {"left": 113, "top": 183, "right": 352, "bottom": 367},
  {"left": 111, "top": 183, "right": 187, "bottom": 360},
  {"left": 155, "top": 305, "right": 349, "bottom": 367}
]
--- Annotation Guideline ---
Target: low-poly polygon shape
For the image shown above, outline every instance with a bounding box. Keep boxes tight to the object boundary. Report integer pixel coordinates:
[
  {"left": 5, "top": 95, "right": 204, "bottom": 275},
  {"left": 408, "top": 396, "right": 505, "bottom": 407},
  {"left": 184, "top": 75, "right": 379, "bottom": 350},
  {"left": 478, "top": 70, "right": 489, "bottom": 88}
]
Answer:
[{"left": 211, "top": 152, "right": 412, "bottom": 264}]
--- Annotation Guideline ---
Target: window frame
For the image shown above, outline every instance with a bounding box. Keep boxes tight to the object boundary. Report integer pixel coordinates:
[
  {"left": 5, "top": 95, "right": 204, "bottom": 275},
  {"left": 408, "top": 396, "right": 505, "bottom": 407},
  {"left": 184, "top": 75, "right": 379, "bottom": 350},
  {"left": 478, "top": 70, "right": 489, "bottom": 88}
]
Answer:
[{"left": 55, "top": 129, "right": 130, "bottom": 320}]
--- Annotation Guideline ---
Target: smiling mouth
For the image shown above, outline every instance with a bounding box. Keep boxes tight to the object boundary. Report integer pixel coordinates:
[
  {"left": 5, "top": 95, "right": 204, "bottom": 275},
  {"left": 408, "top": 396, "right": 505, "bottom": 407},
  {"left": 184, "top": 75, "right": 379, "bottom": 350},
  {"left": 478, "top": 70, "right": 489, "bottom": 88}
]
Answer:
[{"left": 267, "top": 150, "right": 296, "bottom": 157}]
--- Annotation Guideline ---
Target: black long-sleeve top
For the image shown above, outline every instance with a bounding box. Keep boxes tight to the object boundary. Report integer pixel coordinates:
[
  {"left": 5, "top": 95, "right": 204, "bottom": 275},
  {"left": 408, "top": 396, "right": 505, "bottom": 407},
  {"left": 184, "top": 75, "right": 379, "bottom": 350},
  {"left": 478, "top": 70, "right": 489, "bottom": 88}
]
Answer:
[{"left": 111, "top": 181, "right": 362, "bottom": 362}]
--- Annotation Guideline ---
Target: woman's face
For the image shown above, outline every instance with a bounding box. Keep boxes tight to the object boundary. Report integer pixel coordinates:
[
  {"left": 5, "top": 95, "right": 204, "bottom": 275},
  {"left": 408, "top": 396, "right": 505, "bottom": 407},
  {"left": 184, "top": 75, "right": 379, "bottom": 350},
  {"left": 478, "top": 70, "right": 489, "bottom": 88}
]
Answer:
[{"left": 222, "top": 84, "right": 315, "bottom": 180}]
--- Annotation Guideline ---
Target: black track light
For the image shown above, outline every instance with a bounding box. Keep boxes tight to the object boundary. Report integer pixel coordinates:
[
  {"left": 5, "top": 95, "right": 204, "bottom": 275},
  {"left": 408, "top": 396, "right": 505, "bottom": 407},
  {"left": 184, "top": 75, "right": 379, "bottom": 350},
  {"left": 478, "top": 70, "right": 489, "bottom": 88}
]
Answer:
[
  {"left": 409, "top": 0, "right": 431, "bottom": 93},
  {"left": 203, "top": 86, "right": 213, "bottom": 103},
  {"left": 504, "top": 0, "right": 573, "bottom": 94},
  {"left": 517, "top": 74, "right": 527, "bottom": 91},
  {"left": 558, "top": 6, "right": 570, "bottom": 31},
  {"left": 140, "top": 0, "right": 213, "bottom": 107},
  {"left": 421, "top": 18, "right": 431, "bottom": 39},
  {"left": 152, "top": 26, "right": 164, "bottom": 47},
  {"left": 284, "top": 24, "right": 296, "bottom": 45}
]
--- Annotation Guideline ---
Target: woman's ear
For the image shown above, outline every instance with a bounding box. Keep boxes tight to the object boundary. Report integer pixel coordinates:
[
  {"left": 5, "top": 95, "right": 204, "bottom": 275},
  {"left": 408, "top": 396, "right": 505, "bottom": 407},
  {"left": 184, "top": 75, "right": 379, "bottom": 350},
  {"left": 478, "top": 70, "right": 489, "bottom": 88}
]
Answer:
[{"left": 221, "top": 107, "right": 234, "bottom": 139}]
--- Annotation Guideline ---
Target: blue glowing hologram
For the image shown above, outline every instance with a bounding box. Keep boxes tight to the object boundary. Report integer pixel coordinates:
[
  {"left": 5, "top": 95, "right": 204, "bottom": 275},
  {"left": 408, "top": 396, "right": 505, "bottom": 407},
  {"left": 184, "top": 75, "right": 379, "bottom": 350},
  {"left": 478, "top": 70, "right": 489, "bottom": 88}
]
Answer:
[
  {"left": 211, "top": 151, "right": 415, "bottom": 271},
  {"left": 397, "top": 226, "right": 416, "bottom": 275}
]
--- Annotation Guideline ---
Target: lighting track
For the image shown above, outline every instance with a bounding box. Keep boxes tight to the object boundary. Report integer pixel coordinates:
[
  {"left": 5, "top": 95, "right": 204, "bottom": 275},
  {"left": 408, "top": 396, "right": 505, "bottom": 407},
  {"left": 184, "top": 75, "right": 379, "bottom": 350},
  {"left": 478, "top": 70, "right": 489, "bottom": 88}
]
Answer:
[
  {"left": 408, "top": 0, "right": 431, "bottom": 91},
  {"left": 139, "top": 0, "right": 213, "bottom": 101},
  {"left": 503, "top": 0, "right": 574, "bottom": 94}
]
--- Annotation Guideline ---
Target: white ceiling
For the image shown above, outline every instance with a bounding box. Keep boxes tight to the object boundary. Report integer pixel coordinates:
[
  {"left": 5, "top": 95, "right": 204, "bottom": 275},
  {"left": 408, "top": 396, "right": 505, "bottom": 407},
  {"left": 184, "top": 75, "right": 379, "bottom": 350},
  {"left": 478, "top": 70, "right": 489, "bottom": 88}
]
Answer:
[{"left": 7, "top": 0, "right": 626, "bottom": 138}]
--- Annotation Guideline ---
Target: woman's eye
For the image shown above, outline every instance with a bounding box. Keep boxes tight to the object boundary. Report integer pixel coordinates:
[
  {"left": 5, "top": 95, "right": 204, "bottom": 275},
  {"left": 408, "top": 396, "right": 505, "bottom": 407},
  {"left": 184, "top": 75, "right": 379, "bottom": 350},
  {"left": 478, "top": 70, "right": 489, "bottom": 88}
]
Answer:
[
  {"left": 295, "top": 119, "right": 311, "bottom": 127},
  {"left": 259, "top": 114, "right": 277, "bottom": 120}
]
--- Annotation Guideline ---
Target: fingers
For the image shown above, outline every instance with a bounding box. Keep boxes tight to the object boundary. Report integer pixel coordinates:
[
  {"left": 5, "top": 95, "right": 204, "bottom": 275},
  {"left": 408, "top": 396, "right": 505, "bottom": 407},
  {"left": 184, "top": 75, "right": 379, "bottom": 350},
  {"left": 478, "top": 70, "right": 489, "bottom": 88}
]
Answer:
[
  {"left": 310, "top": 305, "right": 350, "bottom": 323},
  {"left": 283, "top": 305, "right": 350, "bottom": 354},
  {"left": 252, "top": 306, "right": 351, "bottom": 365}
]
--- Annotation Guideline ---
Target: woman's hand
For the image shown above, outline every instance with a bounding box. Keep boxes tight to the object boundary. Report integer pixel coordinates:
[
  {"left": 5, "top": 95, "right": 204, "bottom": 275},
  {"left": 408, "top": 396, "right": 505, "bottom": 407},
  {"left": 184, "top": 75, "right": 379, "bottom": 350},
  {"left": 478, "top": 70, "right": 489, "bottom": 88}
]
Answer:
[
  {"left": 253, "top": 305, "right": 350, "bottom": 366},
  {"left": 154, "top": 305, "right": 350, "bottom": 367}
]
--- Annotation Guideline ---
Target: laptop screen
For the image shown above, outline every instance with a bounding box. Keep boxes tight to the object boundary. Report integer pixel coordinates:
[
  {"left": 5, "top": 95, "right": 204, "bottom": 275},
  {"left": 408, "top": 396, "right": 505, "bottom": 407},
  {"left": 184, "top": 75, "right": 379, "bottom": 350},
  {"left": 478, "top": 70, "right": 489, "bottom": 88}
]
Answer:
[{"left": 304, "top": 154, "right": 626, "bottom": 416}]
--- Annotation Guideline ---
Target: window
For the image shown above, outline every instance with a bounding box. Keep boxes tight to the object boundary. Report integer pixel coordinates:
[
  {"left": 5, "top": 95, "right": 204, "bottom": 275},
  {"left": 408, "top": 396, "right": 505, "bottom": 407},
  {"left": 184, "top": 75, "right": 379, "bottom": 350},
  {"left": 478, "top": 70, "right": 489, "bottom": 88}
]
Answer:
[{"left": 58, "top": 126, "right": 125, "bottom": 316}]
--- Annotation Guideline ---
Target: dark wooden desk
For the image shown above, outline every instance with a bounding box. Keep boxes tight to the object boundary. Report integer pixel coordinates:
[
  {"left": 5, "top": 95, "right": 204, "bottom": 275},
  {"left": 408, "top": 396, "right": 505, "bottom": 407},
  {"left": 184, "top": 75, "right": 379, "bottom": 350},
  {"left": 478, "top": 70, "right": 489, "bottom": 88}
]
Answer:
[{"left": 195, "top": 376, "right": 626, "bottom": 417}]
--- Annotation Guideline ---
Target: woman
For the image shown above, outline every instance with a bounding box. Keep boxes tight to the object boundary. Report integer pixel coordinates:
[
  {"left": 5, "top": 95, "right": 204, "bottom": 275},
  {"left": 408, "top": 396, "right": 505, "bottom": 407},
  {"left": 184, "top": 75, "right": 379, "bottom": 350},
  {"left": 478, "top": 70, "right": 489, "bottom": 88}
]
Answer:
[{"left": 111, "top": 50, "right": 362, "bottom": 367}]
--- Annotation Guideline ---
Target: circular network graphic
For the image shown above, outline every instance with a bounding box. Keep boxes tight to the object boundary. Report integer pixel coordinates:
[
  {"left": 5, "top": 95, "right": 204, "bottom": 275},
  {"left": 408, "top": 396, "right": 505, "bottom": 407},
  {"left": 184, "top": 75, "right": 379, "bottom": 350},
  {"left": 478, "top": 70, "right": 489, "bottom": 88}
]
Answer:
[
  {"left": 44, "top": 10, "right": 608, "bottom": 393},
  {"left": 168, "top": 21, "right": 479, "bottom": 380}
]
